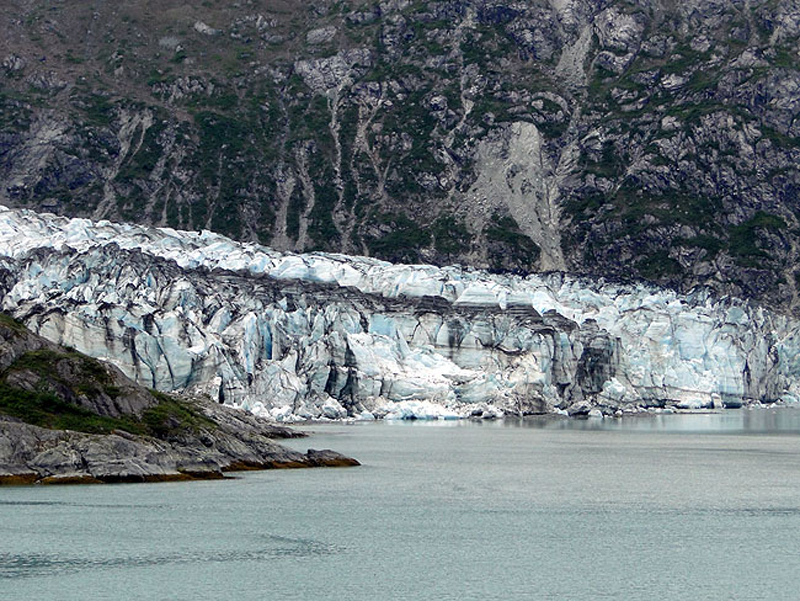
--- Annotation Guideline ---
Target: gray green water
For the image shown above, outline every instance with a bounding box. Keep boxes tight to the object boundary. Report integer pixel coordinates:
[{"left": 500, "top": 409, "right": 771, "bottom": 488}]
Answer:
[{"left": 3, "top": 409, "right": 800, "bottom": 600}]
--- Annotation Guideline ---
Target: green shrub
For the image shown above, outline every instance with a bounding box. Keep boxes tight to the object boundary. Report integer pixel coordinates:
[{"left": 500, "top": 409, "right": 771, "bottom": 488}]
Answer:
[
  {"left": 0, "top": 382, "right": 142, "bottom": 435},
  {"left": 636, "top": 250, "right": 682, "bottom": 279},
  {"left": 674, "top": 234, "right": 724, "bottom": 258},
  {"left": 0, "top": 313, "right": 26, "bottom": 334},
  {"left": 142, "top": 391, "right": 216, "bottom": 437},
  {"left": 116, "top": 118, "right": 166, "bottom": 182},
  {"left": 79, "top": 93, "right": 116, "bottom": 127},
  {"left": 728, "top": 211, "right": 786, "bottom": 266},
  {"left": 0, "top": 382, "right": 214, "bottom": 437},
  {"left": 366, "top": 212, "right": 431, "bottom": 263},
  {"left": 485, "top": 213, "right": 541, "bottom": 271},
  {"left": 432, "top": 216, "right": 470, "bottom": 255}
]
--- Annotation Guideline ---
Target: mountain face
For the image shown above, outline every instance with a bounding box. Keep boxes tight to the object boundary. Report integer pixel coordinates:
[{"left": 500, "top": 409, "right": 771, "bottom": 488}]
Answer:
[
  {"left": 1, "top": 1, "right": 799, "bottom": 311},
  {"left": 3, "top": 206, "right": 799, "bottom": 421}
]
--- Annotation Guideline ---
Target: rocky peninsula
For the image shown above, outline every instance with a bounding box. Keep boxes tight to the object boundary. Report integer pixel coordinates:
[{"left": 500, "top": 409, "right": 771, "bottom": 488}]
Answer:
[{"left": 0, "top": 314, "right": 358, "bottom": 485}]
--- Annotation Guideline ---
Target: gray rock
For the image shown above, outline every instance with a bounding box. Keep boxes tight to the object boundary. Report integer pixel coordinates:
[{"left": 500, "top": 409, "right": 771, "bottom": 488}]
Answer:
[
  {"left": 295, "top": 49, "right": 372, "bottom": 92},
  {"left": 25, "top": 71, "right": 67, "bottom": 91},
  {"left": 2, "top": 54, "right": 25, "bottom": 73},
  {"left": 306, "top": 26, "right": 337, "bottom": 45},
  {"left": 567, "top": 401, "right": 592, "bottom": 417},
  {"left": 594, "top": 7, "right": 644, "bottom": 52},
  {"left": 347, "top": 10, "right": 379, "bottom": 25},
  {"left": 305, "top": 449, "right": 361, "bottom": 467},
  {"left": 193, "top": 21, "right": 220, "bottom": 36},
  {"left": 0, "top": 403, "right": 358, "bottom": 484}
]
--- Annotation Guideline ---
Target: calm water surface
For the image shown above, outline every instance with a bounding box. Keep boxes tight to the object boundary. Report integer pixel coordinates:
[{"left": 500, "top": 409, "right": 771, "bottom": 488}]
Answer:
[{"left": 3, "top": 409, "right": 800, "bottom": 600}]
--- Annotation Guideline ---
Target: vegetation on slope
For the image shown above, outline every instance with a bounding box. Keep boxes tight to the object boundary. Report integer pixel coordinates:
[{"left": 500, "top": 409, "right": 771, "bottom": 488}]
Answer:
[
  {"left": 1, "top": 0, "right": 799, "bottom": 309},
  {"left": 0, "top": 317, "right": 215, "bottom": 437}
]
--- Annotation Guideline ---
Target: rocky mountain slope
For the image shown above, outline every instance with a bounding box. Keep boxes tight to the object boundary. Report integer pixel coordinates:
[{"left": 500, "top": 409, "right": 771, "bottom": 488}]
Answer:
[
  {"left": 1, "top": 1, "right": 799, "bottom": 311},
  {"left": 0, "top": 311, "right": 358, "bottom": 484},
  {"left": 2, "top": 206, "right": 798, "bottom": 421}
]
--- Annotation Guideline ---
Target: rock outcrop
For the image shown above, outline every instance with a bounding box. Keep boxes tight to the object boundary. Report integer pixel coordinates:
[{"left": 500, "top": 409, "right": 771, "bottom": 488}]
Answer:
[
  {"left": 0, "top": 312, "right": 358, "bottom": 484},
  {"left": 0, "top": 404, "right": 358, "bottom": 485}
]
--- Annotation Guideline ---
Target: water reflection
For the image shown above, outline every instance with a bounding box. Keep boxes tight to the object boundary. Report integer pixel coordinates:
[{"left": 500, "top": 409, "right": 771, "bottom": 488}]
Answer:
[
  {"left": 0, "top": 501, "right": 170, "bottom": 509},
  {"left": 525, "top": 408, "right": 800, "bottom": 433},
  {"left": 372, "top": 407, "right": 800, "bottom": 434},
  {"left": 0, "top": 534, "right": 341, "bottom": 580}
]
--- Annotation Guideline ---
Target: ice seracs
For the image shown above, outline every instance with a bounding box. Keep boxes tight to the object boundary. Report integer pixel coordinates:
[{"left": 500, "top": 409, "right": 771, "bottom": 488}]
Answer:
[{"left": 1, "top": 205, "right": 799, "bottom": 421}]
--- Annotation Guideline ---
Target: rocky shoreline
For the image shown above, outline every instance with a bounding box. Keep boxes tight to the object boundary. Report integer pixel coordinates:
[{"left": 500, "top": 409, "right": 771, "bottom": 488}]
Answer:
[
  {"left": 0, "top": 316, "right": 359, "bottom": 485},
  {"left": 0, "top": 399, "right": 359, "bottom": 486}
]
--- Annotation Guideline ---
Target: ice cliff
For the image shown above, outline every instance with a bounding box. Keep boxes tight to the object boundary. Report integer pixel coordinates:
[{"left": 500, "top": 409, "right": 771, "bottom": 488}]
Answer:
[{"left": 2, "top": 205, "right": 799, "bottom": 421}]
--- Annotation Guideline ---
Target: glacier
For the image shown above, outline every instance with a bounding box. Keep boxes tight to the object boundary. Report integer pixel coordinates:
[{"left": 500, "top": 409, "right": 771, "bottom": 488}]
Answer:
[{"left": 2, "top": 204, "right": 800, "bottom": 421}]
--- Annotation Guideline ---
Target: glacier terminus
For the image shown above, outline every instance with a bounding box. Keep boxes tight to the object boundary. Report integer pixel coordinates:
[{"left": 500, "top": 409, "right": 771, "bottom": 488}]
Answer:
[{"left": 2, "top": 205, "right": 799, "bottom": 421}]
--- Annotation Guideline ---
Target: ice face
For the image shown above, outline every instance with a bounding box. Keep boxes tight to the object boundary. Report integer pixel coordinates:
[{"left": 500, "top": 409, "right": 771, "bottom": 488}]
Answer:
[{"left": 1, "top": 205, "right": 798, "bottom": 420}]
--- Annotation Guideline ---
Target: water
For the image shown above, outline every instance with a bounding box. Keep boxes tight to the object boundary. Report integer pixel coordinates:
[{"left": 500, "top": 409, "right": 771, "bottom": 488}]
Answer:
[{"left": 3, "top": 409, "right": 800, "bottom": 600}]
